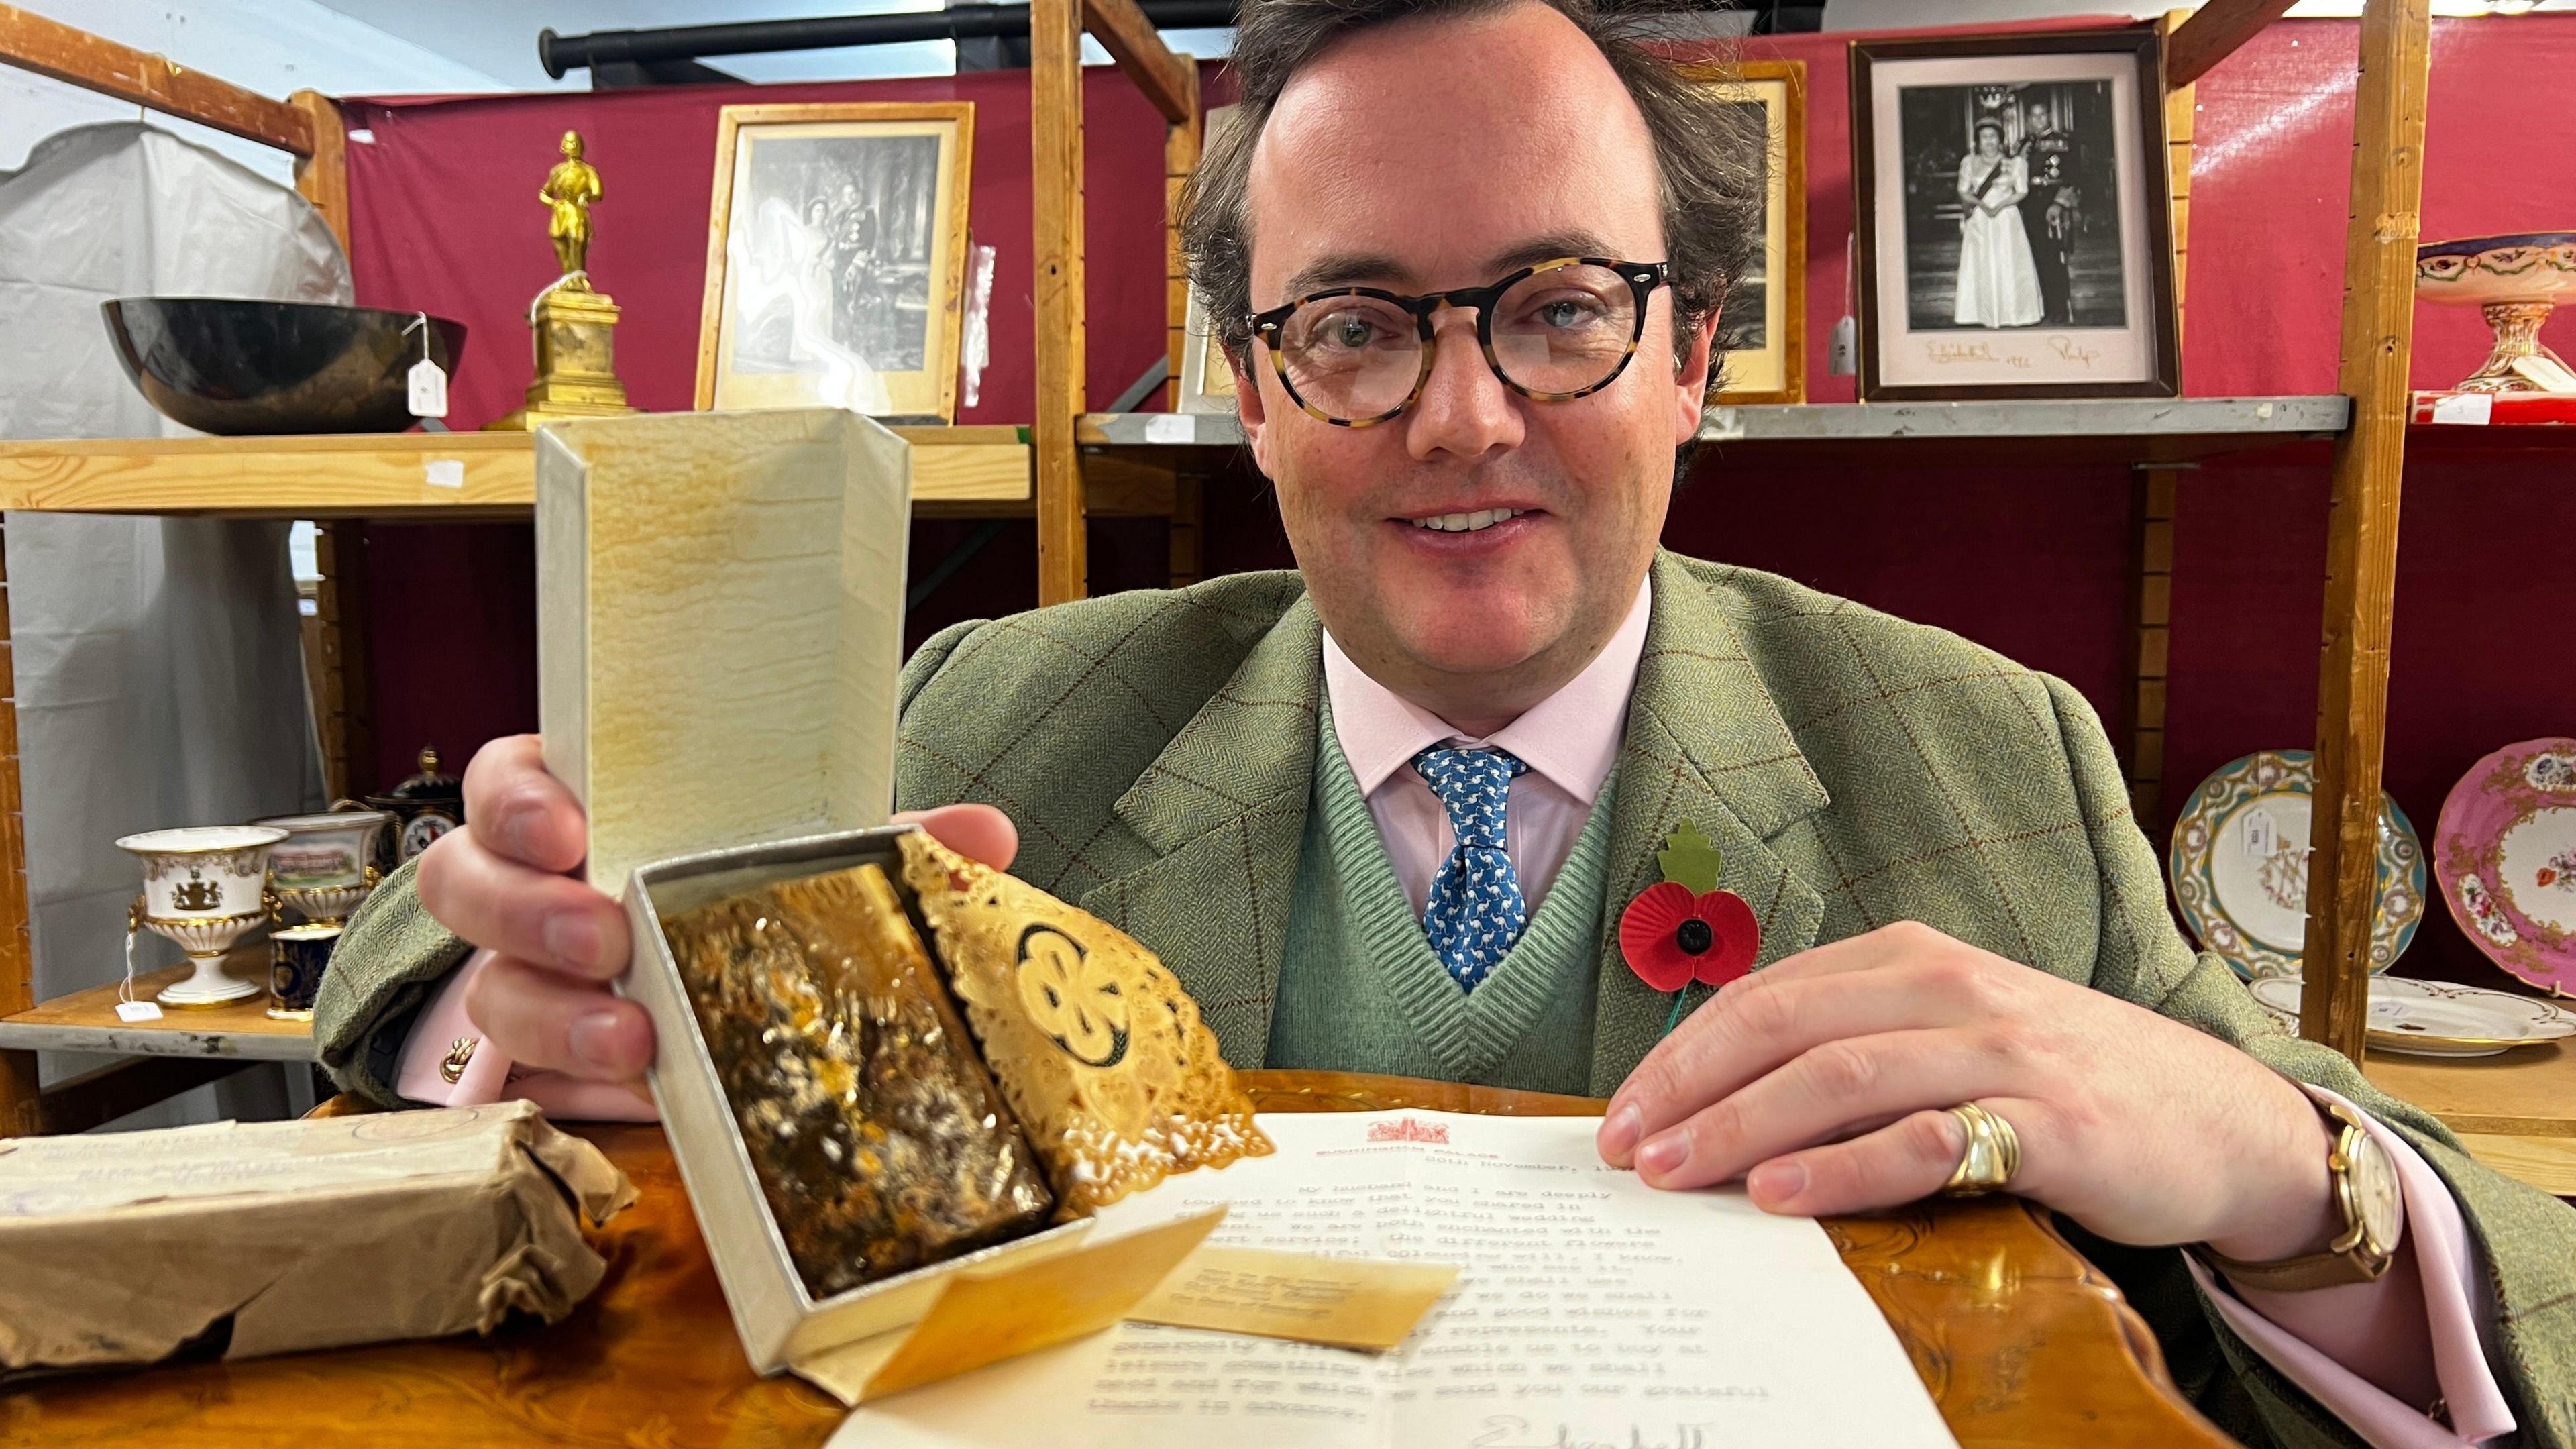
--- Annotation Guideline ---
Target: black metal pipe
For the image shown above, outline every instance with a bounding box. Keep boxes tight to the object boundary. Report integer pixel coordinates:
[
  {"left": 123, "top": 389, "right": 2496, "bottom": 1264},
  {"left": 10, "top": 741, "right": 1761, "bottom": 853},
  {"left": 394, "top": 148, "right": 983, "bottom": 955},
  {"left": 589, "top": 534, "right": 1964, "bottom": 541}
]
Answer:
[{"left": 541, "top": 3, "right": 1241, "bottom": 79}]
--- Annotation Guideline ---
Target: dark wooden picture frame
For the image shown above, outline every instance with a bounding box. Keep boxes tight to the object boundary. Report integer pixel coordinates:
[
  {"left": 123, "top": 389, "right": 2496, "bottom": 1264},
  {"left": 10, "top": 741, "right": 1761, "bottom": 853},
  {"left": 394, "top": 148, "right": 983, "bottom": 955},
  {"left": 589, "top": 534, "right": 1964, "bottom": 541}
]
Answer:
[{"left": 1850, "top": 30, "right": 2178, "bottom": 401}]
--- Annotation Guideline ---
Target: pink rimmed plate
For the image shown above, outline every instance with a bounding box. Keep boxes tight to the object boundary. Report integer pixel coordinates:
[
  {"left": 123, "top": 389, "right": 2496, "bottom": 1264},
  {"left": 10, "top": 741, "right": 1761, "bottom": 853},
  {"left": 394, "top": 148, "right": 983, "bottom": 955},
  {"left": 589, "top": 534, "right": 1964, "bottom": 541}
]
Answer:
[{"left": 2434, "top": 737, "right": 2576, "bottom": 995}]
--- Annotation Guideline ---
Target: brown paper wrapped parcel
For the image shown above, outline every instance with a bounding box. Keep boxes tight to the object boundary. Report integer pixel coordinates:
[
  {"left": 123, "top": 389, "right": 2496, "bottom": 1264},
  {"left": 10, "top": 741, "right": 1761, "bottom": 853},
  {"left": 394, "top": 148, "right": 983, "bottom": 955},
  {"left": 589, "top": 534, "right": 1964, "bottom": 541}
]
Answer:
[{"left": 0, "top": 1100, "right": 634, "bottom": 1377}]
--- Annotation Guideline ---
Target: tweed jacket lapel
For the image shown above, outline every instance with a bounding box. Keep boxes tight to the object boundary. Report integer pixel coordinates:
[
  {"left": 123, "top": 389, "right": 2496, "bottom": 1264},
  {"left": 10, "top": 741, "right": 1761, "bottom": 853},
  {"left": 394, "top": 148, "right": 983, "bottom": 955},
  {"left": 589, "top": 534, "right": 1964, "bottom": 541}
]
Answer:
[
  {"left": 1585, "top": 553, "right": 1832, "bottom": 1096},
  {"left": 1079, "top": 596, "right": 1324, "bottom": 1068}
]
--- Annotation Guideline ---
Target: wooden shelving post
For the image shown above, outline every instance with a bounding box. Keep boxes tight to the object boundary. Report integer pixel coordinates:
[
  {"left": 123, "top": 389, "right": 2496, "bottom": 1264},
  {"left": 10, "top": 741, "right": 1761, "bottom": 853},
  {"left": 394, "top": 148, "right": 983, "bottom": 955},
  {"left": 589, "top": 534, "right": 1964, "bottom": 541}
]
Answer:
[
  {"left": 0, "top": 528, "right": 33, "bottom": 1136},
  {"left": 2125, "top": 17, "right": 2197, "bottom": 823},
  {"left": 1032, "top": 0, "right": 1088, "bottom": 606},
  {"left": 1031, "top": 0, "right": 1197, "bottom": 605},
  {"left": 2301, "top": 0, "right": 2433, "bottom": 1063}
]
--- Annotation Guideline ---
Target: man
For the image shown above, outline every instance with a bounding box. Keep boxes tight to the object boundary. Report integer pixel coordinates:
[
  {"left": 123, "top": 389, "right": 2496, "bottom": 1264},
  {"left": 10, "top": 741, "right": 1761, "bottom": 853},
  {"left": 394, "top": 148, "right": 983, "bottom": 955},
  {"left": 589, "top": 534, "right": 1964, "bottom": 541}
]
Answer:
[
  {"left": 315, "top": 3, "right": 2576, "bottom": 1445},
  {"left": 538, "top": 129, "right": 601, "bottom": 281},
  {"left": 2016, "top": 96, "right": 2078, "bottom": 325}
]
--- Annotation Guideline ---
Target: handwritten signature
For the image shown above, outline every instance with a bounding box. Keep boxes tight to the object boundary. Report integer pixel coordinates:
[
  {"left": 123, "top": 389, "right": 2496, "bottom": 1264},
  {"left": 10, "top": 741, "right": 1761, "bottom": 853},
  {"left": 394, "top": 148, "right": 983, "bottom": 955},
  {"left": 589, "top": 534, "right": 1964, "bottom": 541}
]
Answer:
[
  {"left": 1921, "top": 339, "right": 2001, "bottom": 366},
  {"left": 1467, "top": 1415, "right": 1711, "bottom": 1449},
  {"left": 2047, "top": 335, "right": 2103, "bottom": 368},
  {"left": 1921, "top": 333, "right": 2105, "bottom": 370}
]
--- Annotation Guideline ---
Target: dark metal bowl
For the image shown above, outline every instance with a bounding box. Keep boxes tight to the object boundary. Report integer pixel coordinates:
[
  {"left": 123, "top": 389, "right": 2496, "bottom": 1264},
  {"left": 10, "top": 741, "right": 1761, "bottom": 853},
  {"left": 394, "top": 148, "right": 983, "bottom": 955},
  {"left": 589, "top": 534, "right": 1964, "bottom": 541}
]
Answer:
[{"left": 100, "top": 298, "right": 469, "bottom": 435}]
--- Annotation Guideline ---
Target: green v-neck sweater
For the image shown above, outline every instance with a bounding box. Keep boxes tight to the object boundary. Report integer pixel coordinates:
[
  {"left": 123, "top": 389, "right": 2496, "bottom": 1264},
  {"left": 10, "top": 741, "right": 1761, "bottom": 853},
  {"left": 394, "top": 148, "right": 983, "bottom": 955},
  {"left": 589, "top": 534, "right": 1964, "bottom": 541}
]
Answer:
[{"left": 1263, "top": 694, "right": 1619, "bottom": 1095}]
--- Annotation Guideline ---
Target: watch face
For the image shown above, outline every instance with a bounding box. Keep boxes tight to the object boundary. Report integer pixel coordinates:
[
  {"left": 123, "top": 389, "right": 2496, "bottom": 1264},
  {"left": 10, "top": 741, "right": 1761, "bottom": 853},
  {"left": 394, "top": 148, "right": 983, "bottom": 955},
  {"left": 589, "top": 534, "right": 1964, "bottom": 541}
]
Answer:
[{"left": 2348, "top": 1129, "right": 2406, "bottom": 1256}]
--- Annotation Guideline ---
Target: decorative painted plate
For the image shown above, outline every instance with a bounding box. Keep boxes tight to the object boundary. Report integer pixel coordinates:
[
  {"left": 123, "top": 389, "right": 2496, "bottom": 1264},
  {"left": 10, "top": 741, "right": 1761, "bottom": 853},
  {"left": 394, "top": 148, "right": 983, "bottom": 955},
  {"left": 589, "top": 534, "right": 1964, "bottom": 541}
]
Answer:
[
  {"left": 2249, "top": 976, "right": 2576, "bottom": 1058},
  {"left": 2433, "top": 737, "right": 2576, "bottom": 995},
  {"left": 2169, "top": 749, "right": 2426, "bottom": 980}
]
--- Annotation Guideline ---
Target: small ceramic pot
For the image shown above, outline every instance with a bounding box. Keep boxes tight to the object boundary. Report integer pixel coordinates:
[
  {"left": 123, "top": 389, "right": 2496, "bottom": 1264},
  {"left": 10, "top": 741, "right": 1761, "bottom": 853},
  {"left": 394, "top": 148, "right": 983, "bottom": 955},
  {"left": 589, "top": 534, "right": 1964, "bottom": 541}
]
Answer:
[
  {"left": 253, "top": 809, "right": 390, "bottom": 924},
  {"left": 116, "top": 825, "right": 288, "bottom": 1007},
  {"left": 268, "top": 922, "right": 341, "bottom": 1020}
]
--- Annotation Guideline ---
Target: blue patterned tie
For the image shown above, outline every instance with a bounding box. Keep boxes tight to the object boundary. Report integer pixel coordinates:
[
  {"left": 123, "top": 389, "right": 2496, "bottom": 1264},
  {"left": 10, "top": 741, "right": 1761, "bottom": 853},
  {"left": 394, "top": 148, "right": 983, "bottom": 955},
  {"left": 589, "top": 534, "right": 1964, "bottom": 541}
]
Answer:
[{"left": 1413, "top": 745, "right": 1531, "bottom": 991}]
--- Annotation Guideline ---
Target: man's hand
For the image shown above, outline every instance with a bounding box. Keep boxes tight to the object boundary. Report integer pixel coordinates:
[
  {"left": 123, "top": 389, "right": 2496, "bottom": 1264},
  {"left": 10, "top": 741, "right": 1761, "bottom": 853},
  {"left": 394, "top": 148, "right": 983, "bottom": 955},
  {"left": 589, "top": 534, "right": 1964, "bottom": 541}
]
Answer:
[
  {"left": 1595, "top": 922, "right": 2344, "bottom": 1261},
  {"left": 414, "top": 733, "right": 1018, "bottom": 1084}
]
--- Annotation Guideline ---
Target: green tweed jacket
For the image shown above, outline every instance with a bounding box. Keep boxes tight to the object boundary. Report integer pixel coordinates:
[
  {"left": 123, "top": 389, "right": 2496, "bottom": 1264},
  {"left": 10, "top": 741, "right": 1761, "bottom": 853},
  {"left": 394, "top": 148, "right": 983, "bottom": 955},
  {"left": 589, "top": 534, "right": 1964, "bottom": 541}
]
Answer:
[{"left": 316, "top": 551, "right": 2576, "bottom": 1448}]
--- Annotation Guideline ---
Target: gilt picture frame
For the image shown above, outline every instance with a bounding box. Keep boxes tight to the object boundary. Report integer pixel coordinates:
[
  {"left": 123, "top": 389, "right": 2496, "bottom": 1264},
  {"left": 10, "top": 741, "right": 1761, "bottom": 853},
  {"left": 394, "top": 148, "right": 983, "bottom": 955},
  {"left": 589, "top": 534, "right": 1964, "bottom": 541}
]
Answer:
[
  {"left": 696, "top": 102, "right": 975, "bottom": 421},
  {"left": 1850, "top": 30, "right": 2178, "bottom": 401},
  {"left": 1177, "top": 104, "right": 1246, "bottom": 415},
  {"left": 1687, "top": 60, "right": 1806, "bottom": 405}
]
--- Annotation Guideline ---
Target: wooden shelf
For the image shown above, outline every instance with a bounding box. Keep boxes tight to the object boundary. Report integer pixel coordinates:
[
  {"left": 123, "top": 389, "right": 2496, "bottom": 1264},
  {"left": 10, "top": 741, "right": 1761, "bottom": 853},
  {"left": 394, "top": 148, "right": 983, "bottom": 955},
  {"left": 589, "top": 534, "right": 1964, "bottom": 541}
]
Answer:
[
  {"left": 2363, "top": 1039, "right": 2576, "bottom": 1139},
  {"left": 0, "top": 949, "right": 315, "bottom": 1062},
  {"left": 2362, "top": 1042, "right": 2576, "bottom": 1196},
  {"left": 0, "top": 424, "right": 1036, "bottom": 519},
  {"left": 1080, "top": 396, "right": 2351, "bottom": 467},
  {"left": 2453, "top": 1133, "right": 2576, "bottom": 1197}
]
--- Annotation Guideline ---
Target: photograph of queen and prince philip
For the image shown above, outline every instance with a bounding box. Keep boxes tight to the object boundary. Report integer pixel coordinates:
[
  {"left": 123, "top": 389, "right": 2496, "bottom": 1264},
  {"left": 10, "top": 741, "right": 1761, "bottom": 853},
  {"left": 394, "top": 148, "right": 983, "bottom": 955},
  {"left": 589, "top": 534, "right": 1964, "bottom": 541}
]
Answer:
[{"left": 1900, "top": 81, "right": 2119, "bottom": 331}]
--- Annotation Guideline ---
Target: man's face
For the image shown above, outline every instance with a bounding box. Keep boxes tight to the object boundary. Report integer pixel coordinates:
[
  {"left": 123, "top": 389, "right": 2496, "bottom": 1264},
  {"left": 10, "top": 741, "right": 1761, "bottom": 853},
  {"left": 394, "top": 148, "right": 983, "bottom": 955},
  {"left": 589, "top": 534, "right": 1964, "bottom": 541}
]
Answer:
[
  {"left": 1235, "top": 3, "right": 1712, "bottom": 726},
  {"left": 2026, "top": 104, "right": 2050, "bottom": 132}
]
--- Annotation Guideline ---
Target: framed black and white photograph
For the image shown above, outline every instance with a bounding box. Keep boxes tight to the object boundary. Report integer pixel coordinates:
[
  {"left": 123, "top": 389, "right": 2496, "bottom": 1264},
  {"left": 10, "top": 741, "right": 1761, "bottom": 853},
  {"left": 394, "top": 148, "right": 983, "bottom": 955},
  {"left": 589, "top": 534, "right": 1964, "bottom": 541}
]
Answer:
[
  {"left": 1687, "top": 60, "right": 1805, "bottom": 405},
  {"left": 1851, "top": 31, "right": 2176, "bottom": 400},
  {"left": 696, "top": 103, "right": 975, "bottom": 421}
]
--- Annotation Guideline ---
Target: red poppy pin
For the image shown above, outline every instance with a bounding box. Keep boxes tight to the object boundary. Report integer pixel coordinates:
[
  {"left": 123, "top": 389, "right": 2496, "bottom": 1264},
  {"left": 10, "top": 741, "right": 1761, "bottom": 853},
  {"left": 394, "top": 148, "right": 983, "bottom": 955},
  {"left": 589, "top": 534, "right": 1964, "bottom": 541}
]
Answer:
[{"left": 1618, "top": 822, "right": 1760, "bottom": 1034}]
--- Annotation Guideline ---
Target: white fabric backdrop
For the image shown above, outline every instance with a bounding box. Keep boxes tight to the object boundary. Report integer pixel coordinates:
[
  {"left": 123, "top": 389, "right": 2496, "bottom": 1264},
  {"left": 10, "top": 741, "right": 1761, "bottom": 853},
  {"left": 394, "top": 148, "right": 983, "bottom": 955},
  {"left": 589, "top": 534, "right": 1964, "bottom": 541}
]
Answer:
[{"left": 0, "top": 122, "right": 337, "bottom": 1128}]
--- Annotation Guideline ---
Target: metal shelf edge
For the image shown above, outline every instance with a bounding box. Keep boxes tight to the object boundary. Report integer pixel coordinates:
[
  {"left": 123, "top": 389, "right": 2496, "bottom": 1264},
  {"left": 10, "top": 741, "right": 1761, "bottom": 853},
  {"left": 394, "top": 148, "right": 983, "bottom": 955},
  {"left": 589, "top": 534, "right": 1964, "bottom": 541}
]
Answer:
[{"left": 1077, "top": 396, "right": 2352, "bottom": 449}]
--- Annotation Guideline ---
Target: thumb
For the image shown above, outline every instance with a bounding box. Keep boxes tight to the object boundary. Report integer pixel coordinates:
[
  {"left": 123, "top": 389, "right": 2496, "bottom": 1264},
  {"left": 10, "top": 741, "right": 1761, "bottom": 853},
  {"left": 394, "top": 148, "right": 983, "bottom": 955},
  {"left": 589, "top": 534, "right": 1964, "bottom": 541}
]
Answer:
[{"left": 891, "top": 803, "right": 1019, "bottom": 872}]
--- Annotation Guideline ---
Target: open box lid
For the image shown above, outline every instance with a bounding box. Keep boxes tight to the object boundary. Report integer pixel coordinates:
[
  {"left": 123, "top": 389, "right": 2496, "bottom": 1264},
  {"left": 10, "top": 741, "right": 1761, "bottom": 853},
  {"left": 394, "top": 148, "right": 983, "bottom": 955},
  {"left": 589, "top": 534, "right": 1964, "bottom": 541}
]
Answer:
[
  {"left": 534, "top": 407, "right": 913, "bottom": 896},
  {"left": 539, "top": 411, "right": 1142, "bottom": 1379}
]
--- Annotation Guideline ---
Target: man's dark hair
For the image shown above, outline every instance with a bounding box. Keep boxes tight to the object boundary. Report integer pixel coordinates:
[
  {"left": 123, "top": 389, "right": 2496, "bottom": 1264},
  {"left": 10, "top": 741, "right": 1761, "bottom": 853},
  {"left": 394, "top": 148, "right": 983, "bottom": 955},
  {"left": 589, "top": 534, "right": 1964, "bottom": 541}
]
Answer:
[{"left": 1181, "top": 0, "right": 1765, "bottom": 394}]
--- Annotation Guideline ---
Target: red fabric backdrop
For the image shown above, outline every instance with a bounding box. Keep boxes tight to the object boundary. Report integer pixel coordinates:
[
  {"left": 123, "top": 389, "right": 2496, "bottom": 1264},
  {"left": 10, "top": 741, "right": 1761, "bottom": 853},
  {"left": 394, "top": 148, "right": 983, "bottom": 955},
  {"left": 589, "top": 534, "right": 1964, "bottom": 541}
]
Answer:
[{"left": 341, "top": 17, "right": 2576, "bottom": 992}]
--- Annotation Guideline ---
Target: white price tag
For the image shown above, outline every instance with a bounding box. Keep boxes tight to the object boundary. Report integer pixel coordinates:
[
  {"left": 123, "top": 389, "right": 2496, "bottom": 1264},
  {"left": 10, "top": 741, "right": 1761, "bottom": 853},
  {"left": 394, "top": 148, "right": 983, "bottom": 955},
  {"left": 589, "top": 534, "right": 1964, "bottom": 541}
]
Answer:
[
  {"left": 1142, "top": 413, "right": 1193, "bottom": 445},
  {"left": 2430, "top": 392, "right": 2493, "bottom": 425},
  {"left": 2241, "top": 807, "right": 2277, "bottom": 857},
  {"left": 1827, "top": 315, "right": 1858, "bottom": 376},
  {"left": 408, "top": 358, "right": 449, "bottom": 418},
  {"left": 423, "top": 458, "right": 465, "bottom": 490},
  {"left": 115, "top": 1000, "right": 163, "bottom": 1022}
]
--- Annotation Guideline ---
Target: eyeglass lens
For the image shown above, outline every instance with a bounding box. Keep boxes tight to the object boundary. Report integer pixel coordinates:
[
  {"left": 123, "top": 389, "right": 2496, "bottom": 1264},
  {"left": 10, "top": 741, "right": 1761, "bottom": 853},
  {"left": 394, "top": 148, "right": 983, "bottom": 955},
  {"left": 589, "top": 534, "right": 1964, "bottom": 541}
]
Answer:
[{"left": 1274, "top": 262, "right": 1640, "bottom": 421}]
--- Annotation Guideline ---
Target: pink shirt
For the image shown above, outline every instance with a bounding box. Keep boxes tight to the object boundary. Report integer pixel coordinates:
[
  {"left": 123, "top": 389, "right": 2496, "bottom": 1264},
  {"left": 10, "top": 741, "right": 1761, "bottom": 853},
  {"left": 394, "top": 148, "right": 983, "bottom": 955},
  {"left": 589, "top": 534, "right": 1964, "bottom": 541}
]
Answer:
[
  {"left": 402, "top": 570, "right": 2510, "bottom": 1442},
  {"left": 1321, "top": 576, "right": 1651, "bottom": 916}
]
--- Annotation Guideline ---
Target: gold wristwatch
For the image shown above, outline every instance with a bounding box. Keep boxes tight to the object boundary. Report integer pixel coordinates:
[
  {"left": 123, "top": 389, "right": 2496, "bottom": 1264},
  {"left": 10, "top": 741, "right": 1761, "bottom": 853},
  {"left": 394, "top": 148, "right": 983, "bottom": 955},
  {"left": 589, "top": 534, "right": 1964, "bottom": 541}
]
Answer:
[{"left": 2198, "top": 1098, "right": 2402, "bottom": 1292}]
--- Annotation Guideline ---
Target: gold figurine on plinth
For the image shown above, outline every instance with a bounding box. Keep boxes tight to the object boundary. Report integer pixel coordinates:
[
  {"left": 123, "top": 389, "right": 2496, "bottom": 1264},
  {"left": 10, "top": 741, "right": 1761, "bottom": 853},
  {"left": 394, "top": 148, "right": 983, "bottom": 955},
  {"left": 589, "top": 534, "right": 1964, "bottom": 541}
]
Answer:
[{"left": 489, "top": 130, "right": 637, "bottom": 430}]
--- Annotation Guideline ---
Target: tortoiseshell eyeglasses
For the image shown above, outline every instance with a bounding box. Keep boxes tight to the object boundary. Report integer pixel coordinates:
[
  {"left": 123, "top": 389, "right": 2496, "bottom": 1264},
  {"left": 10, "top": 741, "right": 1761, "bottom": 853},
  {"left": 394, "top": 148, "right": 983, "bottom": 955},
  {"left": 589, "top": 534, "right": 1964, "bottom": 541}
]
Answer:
[{"left": 1245, "top": 256, "right": 1669, "bottom": 427}]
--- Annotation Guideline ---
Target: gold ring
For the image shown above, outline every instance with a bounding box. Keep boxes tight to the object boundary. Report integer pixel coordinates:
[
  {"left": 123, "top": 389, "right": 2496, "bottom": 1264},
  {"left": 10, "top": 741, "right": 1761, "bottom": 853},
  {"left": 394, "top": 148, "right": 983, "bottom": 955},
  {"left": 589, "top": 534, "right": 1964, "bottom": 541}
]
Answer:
[{"left": 1940, "top": 1102, "right": 2021, "bottom": 1197}]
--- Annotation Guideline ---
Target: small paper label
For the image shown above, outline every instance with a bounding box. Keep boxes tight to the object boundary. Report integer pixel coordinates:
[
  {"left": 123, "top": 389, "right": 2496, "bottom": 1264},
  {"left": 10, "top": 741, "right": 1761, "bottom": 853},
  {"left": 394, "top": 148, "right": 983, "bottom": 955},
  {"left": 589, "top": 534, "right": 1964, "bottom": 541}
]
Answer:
[
  {"left": 2242, "top": 807, "right": 2277, "bottom": 857},
  {"left": 1130, "top": 1246, "right": 1460, "bottom": 1352},
  {"left": 407, "top": 358, "right": 449, "bottom": 418},
  {"left": 115, "top": 1000, "right": 163, "bottom": 1022},
  {"left": 2430, "top": 392, "right": 2493, "bottom": 425},
  {"left": 795, "top": 1208, "right": 1228, "bottom": 1407},
  {"left": 1827, "top": 315, "right": 1858, "bottom": 376},
  {"left": 423, "top": 459, "right": 465, "bottom": 490},
  {"left": 1142, "top": 413, "right": 1194, "bottom": 445}
]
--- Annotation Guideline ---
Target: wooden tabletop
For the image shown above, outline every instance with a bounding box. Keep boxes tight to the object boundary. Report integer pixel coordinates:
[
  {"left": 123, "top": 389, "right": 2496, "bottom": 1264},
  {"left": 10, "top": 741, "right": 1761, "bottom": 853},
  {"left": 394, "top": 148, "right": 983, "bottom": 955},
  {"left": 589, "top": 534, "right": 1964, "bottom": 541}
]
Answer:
[{"left": 0, "top": 1070, "right": 2231, "bottom": 1447}]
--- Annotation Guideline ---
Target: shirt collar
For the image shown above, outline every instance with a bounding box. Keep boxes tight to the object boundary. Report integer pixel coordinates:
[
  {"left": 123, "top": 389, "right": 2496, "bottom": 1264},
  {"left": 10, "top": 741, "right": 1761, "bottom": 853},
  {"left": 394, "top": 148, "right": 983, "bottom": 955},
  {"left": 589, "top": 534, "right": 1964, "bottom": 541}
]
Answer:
[{"left": 1322, "top": 573, "right": 1653, "bottom": 802}]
